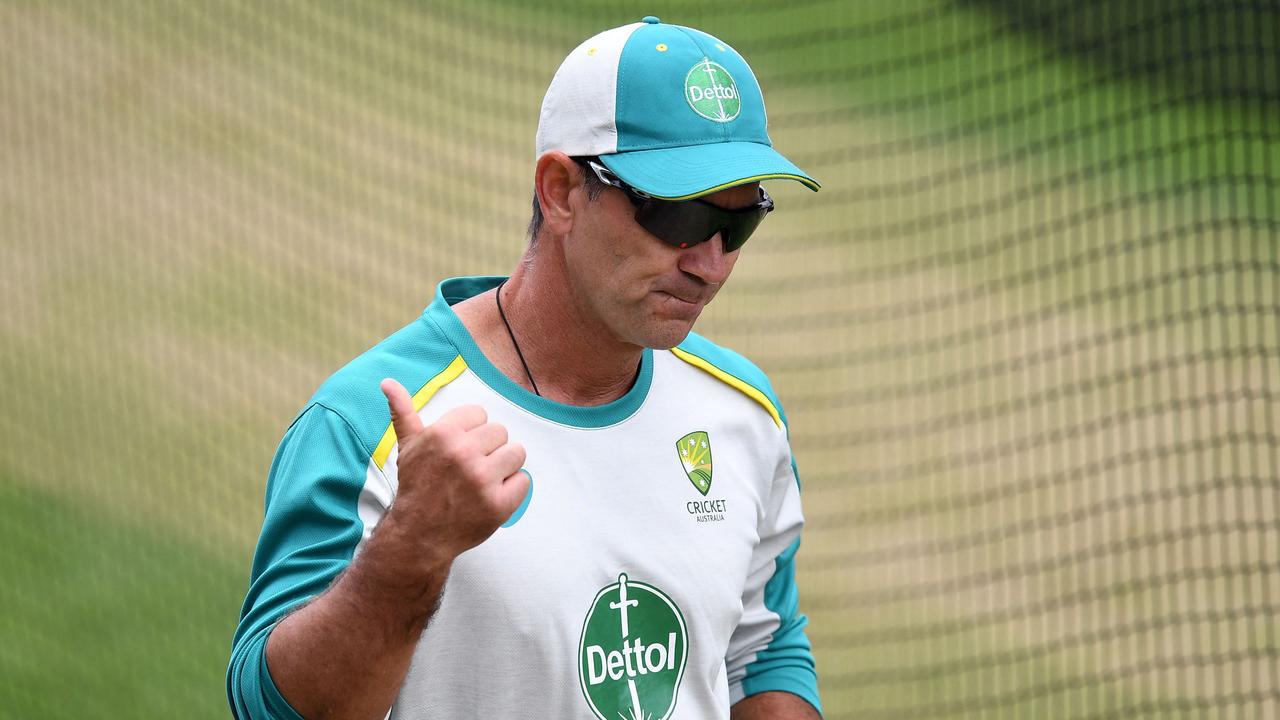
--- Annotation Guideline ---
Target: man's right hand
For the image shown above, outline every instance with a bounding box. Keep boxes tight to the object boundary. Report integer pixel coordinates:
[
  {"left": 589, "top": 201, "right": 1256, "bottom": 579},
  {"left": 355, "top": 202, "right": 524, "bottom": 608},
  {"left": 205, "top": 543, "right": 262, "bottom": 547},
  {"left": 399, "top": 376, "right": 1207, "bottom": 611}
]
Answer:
[
  {"left": 262, "top": 383, "right": 528, "bottom": 720},
  {"left": 379, "top": 378, "right": 529, "bottom": 566}
]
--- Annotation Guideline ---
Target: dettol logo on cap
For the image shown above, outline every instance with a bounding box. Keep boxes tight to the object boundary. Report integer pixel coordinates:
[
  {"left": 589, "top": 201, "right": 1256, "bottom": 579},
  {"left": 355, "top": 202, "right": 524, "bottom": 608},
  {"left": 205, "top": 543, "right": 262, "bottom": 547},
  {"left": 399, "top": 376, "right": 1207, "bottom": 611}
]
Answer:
[
  {"left": 685, "top": 58, "right": 740, "bottom": 123},
  {"left": 579, "top": 573, "right": 688, "bottom": 720}
]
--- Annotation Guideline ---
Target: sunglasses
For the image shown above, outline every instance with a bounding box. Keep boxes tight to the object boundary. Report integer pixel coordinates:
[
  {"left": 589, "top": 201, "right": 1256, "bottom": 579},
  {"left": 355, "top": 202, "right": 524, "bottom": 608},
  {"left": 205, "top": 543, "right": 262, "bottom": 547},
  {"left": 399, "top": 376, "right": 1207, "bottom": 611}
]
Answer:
[{"left": 582, "top": 158, "right": 774, "bottom": 253}]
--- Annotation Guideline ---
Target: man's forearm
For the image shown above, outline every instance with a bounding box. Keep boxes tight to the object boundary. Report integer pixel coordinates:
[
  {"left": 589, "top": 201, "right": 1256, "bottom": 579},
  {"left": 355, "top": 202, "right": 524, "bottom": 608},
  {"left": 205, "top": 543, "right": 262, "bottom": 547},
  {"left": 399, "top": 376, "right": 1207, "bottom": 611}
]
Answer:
[
  {"left": 731, "top": 690, "right": 823, "bottom": 720},
  {"left": 264, "top": 510, "right": 451, "bottom": 720},
  {"left": 257, "top": 391, "right": 526, "bottom": 720}
]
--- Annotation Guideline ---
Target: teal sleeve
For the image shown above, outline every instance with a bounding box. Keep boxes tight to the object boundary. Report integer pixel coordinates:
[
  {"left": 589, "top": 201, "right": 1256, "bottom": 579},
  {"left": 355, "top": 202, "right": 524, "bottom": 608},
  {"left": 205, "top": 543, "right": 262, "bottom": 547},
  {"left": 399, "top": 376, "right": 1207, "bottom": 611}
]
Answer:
[
  {"left": 738, "top": 450, "right": 821, "bottom": 715},
  {"left": 226, "top": 403, "right": 376, "bottom": 720},
  {"left": 226, "top": 624, "right": 307, "bottom": 720},
  {"left": 741, "top": 535, "right": 822, "bottom": 716},
  {"left": 677, "top": 334, "right": 821, "bottom": 715}
]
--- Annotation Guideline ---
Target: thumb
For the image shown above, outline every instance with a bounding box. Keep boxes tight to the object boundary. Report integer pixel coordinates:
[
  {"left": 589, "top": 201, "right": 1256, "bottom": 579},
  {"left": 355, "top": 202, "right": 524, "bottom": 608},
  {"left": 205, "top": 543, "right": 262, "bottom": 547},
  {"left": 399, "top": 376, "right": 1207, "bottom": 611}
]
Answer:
[{"left": 380, "top": 378, "right": 424, "bottom": 442}]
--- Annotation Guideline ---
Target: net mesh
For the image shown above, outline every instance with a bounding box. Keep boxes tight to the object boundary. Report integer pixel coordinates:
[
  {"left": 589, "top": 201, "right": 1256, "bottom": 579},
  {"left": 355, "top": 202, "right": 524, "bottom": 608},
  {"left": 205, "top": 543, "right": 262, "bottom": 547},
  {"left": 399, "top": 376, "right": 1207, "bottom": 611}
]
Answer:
[{"left": 1, "top": 1, "right": 1277, "bottom": 717}]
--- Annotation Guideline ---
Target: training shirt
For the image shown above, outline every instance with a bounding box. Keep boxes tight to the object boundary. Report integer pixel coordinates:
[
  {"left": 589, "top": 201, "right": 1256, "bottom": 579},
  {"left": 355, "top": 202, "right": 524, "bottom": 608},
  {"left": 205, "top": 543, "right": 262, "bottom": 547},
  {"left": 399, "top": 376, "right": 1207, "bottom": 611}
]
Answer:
[{"left": 227, "top": 276, "right": 820, "bottom": 719}]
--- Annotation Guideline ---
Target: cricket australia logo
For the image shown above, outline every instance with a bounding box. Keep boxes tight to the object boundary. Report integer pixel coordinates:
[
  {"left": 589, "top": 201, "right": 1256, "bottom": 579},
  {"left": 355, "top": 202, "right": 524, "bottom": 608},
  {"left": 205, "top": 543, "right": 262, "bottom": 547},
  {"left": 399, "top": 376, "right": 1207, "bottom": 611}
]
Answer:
[
  {"left": 684, "top": 58, "right": 740, "bottom": 123},
  {"left": 677, "top": 431, "right": 713, "bottom": 495},
  {"left": 578, "top": 573, "right": 689, "bottom": 720}
]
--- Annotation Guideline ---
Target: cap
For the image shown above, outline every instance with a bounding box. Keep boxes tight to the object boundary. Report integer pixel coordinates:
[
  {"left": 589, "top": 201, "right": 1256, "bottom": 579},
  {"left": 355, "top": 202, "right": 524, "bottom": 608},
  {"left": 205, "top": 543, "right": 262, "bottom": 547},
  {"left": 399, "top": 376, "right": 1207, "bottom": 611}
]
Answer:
[{"left": 534, "top": 16, "right": 819, "bottom": 200}]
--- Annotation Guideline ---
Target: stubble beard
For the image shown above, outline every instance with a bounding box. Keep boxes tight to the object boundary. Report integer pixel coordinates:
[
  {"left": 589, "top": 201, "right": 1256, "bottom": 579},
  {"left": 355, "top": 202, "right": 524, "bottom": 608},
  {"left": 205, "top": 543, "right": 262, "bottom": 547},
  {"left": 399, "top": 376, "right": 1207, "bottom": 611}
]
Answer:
[{"left": 622, "top": 292, "right": 705, "bottom": 350}]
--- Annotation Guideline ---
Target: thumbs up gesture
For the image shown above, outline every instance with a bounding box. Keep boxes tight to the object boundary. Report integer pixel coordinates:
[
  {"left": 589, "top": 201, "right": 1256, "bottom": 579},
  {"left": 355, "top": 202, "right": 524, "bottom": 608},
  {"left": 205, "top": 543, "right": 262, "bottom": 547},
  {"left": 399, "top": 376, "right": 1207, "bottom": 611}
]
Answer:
[{"left": 379, "top": 378, "right": 529, "bottom": 563}]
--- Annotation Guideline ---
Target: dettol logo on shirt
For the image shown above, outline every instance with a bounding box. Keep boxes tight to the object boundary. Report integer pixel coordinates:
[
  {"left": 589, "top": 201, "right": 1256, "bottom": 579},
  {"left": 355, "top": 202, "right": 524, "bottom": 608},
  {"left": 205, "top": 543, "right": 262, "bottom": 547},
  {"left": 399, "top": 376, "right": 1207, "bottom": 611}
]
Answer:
[{"left": 578, "top": 573, "right": 688, "bottom": 720}]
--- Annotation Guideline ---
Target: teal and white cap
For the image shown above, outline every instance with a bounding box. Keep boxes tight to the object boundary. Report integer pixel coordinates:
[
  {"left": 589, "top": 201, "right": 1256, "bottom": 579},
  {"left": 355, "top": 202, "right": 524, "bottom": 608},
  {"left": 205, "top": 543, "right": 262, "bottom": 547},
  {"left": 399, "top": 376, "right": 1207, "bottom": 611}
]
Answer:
[{"left": 535, "top": 16, "right": 819, "bottom": 201}]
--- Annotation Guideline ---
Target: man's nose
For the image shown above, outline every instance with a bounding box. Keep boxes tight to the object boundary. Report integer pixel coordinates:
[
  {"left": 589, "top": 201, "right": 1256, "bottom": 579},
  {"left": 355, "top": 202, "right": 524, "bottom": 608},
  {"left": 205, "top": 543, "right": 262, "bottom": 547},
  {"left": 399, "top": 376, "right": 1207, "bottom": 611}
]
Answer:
[{"left": 676, "top": 232, "right": 734, "bottom": 285}]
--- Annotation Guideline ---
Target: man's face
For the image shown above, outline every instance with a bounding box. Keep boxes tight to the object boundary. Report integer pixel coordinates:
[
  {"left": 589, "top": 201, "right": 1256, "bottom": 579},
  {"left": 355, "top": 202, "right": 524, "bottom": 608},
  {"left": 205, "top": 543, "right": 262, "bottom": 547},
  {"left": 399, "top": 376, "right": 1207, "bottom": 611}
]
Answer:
[{"left": 562, "top": 175, "right": 759, "bottom": 350}]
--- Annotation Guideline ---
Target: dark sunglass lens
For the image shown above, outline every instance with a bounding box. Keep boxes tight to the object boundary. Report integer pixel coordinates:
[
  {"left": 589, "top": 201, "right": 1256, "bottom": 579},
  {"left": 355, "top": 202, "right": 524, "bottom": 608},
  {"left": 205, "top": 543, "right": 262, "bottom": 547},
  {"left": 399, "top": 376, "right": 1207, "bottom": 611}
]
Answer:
[
  {"left": 722, "top": 208, "right": 768, "bottom": 252},
  {"left": 634, "top": 200, "right": 712, "bottom": 249},
  {"left": 632, "top": 192, "right": 772, "bottom": 252}
]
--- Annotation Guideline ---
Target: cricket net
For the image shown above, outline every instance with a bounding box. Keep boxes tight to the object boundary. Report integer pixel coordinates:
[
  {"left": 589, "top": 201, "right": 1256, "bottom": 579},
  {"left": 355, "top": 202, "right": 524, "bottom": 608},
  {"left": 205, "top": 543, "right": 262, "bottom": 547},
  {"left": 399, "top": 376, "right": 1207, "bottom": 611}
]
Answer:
[{"left": 0, "top": 1, "right": 1276, "bottom": 717}]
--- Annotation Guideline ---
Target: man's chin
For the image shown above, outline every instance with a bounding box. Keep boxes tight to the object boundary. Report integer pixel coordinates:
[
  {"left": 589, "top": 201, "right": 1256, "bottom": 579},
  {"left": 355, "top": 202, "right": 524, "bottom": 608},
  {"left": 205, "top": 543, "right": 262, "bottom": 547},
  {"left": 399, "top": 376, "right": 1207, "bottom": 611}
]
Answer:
[
  {"left": 638, "top": 318, "right": 698, "bottom": 350},
  {"left": 630, "top": 293, "right": 706, "bottom": 348}
]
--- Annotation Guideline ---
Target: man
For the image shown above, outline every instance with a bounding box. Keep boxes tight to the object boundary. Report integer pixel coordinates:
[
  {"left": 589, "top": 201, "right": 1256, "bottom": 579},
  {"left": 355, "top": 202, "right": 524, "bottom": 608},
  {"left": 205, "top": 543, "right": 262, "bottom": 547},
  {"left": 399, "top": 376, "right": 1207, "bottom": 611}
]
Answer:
[{"left": 228, "top": 16, "right": 821, "bottom": 720}]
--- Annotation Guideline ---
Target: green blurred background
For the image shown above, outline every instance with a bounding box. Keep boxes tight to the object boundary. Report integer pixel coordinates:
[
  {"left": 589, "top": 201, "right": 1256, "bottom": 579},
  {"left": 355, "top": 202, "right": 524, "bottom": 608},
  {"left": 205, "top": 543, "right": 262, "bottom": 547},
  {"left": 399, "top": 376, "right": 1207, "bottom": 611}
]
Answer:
[{"left": 1, "top": 0, "right": 1276, "bottom": 717}]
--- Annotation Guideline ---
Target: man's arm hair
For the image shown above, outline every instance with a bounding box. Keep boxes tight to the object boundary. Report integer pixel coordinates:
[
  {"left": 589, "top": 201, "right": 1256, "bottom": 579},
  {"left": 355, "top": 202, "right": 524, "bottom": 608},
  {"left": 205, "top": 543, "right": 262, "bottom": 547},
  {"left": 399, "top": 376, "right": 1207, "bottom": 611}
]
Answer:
[
  {"left": 732, "top": 690, "right": 823, "bottom": 719},
  {"left": 263, "top": 504, "right": 452, "bottom": 720},
  {"left": 228, "top": 384, "right": 526, "bottom": 720}
]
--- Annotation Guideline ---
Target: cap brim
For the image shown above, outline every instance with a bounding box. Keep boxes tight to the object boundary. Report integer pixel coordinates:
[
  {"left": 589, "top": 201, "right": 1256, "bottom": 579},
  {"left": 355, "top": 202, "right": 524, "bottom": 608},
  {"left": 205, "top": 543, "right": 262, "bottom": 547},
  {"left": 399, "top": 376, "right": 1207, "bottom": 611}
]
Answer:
[{"left": 598, "top": 142, "right": 820, "bottom": 200}]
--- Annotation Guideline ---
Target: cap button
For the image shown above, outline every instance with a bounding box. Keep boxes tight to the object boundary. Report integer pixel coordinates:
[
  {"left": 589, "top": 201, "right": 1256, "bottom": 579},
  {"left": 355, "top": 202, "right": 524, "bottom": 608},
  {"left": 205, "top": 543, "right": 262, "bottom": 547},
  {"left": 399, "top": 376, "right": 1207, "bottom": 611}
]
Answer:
[{"left": 641, "top": 16, "right": 660, "bottom": 24}]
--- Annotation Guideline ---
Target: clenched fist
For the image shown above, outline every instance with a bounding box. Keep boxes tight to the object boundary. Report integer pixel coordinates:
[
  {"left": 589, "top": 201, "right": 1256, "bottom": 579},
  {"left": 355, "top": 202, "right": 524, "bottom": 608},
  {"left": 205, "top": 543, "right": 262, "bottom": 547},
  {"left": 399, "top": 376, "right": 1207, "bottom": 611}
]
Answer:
[{"left": 379, "top": 378, "right": 529, "bottom": 566}]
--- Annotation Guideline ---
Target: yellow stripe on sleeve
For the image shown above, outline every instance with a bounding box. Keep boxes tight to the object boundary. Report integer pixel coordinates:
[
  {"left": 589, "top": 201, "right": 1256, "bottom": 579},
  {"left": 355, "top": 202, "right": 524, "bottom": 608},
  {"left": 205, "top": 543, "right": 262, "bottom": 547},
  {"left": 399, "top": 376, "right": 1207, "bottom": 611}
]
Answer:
[
  {"left": 670, "top": 347, "right": 783, "bottom": 429},
  {"left": 372, "top": 355, "right": 469, "bottom": 469}
]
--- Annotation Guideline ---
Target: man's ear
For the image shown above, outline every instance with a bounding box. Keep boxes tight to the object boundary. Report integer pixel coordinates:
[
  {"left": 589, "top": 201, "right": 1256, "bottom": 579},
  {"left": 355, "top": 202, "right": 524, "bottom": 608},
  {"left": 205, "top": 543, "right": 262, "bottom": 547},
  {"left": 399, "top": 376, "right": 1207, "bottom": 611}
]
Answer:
[{"left": 533, "top": 151, "right": 582, "bottom": 237}]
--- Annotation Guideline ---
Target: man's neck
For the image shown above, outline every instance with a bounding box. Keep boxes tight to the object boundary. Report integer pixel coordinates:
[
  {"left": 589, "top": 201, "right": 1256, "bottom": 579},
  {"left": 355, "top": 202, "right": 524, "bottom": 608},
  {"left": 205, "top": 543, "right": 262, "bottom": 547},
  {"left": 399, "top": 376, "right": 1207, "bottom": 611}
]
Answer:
[{"left": 453, "top": 265, "right": 642, "bottom": 407}]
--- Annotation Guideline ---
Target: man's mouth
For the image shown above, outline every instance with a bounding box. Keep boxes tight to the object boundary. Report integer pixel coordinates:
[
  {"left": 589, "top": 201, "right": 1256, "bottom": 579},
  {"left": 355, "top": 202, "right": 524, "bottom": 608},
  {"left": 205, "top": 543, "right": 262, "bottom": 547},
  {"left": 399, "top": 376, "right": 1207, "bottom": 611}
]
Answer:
[{"left": 658, "top": 291, "right": 702, "bottom": 307}]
